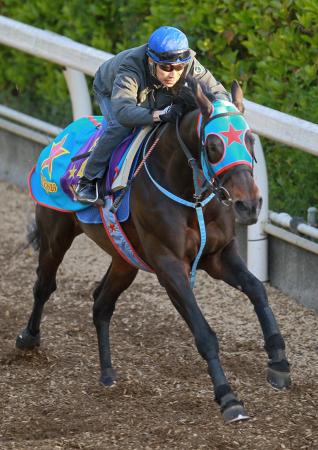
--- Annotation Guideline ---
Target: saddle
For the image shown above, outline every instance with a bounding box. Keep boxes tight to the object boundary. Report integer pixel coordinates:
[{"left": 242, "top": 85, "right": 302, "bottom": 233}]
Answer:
[
  {"left": 110, "top": 126, "right": 152, "bottom": 192},
  {"left": 96, "top": 125, "right": 152, "bottom": 218}
]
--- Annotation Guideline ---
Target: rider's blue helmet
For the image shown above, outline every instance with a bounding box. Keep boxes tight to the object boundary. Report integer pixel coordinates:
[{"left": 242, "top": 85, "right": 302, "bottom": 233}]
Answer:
[{"left": 146, "top": 26, "right": 192, "bottom": 64}]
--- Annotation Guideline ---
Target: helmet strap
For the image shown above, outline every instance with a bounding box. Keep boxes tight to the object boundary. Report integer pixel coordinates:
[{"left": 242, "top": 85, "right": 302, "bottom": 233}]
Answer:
[
  {"left": 148, "top": 58, "right": 164, "bottom": 85},
  {"left": 148, "top": 59, "right": 156, "bottom": 78}
]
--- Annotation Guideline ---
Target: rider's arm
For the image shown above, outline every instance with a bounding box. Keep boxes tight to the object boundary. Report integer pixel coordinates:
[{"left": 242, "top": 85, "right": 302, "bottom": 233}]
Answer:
[{"left": 111, "top": 71, "right": 157, "bottom": 127}]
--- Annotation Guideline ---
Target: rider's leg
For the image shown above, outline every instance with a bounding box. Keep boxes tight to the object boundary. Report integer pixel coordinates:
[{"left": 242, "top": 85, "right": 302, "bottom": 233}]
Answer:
[{"left": 75, "top": 96, "right": 131, "bottom": 205}]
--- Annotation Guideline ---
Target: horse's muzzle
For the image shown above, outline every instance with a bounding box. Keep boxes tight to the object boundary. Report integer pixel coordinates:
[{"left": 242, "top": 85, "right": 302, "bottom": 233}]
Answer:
[{"left": 234, "top": 197, "right": 263, "bottom": 225}]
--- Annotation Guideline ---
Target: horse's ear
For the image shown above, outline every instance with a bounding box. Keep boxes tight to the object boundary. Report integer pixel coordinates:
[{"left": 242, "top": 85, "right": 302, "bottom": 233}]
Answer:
[
  {"left": 231, "top": 80, "right": 245, "bottom": 113},
  {"left": 188, "top": 77, "right": 212, "bottom": 119}
]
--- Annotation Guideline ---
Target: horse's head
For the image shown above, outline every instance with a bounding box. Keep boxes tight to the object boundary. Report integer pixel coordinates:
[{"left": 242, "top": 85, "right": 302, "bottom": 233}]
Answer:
[{"left": 191, "top": 80, "right": 262, "bottom": 225}]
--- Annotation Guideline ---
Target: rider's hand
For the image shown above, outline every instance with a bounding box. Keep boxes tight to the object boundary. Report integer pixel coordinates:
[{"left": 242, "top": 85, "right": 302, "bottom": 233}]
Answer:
[
  {"left": 159, "top": 104, "right": 184, "bottom": 123},
  {"left": 152, "top": 105, "right": 184, "bottom": 123},
  {"left": 152, "top": 106, "right": 171, "bottom": 122},
  {"left": 152, "top": 109, "right": 164, "bottom": 122}
]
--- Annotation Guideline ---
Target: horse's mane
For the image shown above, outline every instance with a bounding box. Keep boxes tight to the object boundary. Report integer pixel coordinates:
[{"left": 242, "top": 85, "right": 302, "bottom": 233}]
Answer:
[{"left": 174, "top": 76, "right": 217, "bottom": 116}]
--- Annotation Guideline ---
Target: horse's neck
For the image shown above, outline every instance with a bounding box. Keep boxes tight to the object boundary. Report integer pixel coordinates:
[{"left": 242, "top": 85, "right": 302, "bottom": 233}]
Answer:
[
  {"left": 180, "top": 110, "right": 201, "bottom": 159},
  {"left": 153, "top": 110, "right": 200, "bottom": 199}
]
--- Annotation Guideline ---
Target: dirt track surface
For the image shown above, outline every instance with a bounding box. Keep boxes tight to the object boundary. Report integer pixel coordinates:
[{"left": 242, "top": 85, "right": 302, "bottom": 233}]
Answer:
[{"left": 0, "top": 180, "right": 317, "bottom": 450}]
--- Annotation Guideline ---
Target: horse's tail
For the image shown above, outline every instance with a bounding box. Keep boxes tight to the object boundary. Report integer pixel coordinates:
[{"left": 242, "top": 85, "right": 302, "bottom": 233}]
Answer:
[{"left": 26, "top": 219, "right": 40, "bottom": 251}]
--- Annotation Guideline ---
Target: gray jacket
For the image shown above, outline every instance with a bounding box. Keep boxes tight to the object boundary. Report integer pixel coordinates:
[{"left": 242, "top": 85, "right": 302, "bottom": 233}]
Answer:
[{"left": 93, "top": 44, "right": 228, "bottom": 128}]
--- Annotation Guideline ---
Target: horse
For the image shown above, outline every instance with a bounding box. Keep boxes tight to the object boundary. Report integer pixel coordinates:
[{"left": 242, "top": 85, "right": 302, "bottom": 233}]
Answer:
[{"left": 16, "top": 79, "right": 291, "bottom": 423}]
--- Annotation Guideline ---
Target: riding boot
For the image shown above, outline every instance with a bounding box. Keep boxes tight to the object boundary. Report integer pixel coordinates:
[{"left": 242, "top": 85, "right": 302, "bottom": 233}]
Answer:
[{"left": 74, "top": 132, "right": 113, "bottom": 206}]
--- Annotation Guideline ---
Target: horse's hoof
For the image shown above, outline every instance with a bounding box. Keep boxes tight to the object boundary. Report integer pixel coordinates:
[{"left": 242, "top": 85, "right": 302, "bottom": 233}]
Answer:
[
  {"left": 16, "top": 329, "right": 40, "bottom": 350},
  {"left": 267, "top": 367, "right": 291, "bottom": 389},
  {"left": 222, "top": 404, "right": 250, "bottom": 424},
  {"left": 99, "top": 368, "right": 117, "bottom": 387}
]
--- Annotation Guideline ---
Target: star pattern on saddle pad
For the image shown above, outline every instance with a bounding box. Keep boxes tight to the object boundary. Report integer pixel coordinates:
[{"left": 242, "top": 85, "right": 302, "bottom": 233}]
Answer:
[
  {"left": 220, "top": 124, "right": 244, "bottom": 146},
  {"left": 109, "top": 223, "right": 117, "bottom": 234},
  {"left": 41, "top": 134, "right": 70, "bottom": 179},
  {"left": 68, "top": 165, "right": 77, "bottom": 179}
]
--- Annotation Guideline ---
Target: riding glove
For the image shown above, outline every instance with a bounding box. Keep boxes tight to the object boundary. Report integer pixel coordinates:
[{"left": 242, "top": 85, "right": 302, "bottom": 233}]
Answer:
[{"left": 159, "top": 104, "right": 184, "bottom": 123}]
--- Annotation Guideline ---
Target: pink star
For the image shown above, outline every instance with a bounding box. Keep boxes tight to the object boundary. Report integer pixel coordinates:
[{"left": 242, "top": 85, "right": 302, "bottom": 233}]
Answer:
[
  {"left": 41, "top": 134, "right": 70, "bottom": 179},
  {"left": 220, "top": 124, "right": 243, "bottom": 146}
]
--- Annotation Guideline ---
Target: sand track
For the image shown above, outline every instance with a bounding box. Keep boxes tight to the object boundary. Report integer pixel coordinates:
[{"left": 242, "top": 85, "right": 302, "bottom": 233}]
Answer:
[{"left": 0, "top": 181, "right": 317, "bottom": 450}]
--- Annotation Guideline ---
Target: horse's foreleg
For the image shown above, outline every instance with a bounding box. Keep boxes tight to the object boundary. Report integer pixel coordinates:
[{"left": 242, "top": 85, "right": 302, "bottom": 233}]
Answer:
[
  {"left": 93, "top": 258, "right": 138, "bottom": 386},
  {"left": 202, "top": 241, "right": 291, "bottom": 390},
  {"left": 154, "top": 257, "right": 249, "bottom": 423},
  {"left": 16, "top": 208, "right": 76, "bottom": 350}
]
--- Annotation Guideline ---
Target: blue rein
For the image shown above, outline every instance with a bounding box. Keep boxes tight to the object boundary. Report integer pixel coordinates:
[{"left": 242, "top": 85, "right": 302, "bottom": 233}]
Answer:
[
  {"left": 144, "top": 159, "right": 214, "bottom": 289},
  {"left": 143, "top": 118, "right": 216, "bottom": 290},
  {"left": 143, "top": 103, "right": 250, "bottom": 289}
]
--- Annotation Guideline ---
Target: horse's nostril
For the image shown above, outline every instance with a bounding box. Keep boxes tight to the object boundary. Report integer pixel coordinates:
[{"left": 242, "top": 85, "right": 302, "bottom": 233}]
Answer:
[
  {"left": 234, "top": 200, "right": 262, "bottom": 225},
  {"left": 235, "top": 201, "right": 250, "bottom": 213},
  {"left": 259, "top": 197, "right": 263, "bottom": 210}
]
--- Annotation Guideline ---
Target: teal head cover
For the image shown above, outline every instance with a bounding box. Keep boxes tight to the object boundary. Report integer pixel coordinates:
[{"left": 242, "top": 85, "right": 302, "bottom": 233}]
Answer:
[{"left": 199, "top": 100, "right": 253, "bottom": 181}]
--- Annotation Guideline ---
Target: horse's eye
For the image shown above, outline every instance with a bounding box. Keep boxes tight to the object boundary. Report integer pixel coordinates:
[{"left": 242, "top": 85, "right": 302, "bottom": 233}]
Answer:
[{"left": 206, "top": 134, "right": 225, "bottom": 164}]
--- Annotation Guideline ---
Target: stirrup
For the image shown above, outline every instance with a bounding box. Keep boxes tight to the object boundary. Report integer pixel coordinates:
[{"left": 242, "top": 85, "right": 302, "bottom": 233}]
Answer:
[
  {"left": 75, "top": 180, "right": 104, "bottom": 207},
  {"left": 85, "top": 181, "right": 99, "bottom": 203}
]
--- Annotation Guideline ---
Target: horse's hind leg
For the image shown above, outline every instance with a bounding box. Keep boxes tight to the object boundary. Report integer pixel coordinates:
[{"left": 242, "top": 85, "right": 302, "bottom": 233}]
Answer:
[
  {"left": 16, "top": 206, "right": 77, "bottom": 350},
  {"left": 92, "top": 258, "right": 138, "bottom": 386}
]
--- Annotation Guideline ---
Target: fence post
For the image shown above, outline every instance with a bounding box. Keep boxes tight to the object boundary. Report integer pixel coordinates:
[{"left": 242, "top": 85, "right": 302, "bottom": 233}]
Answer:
[
  {"left": 247, "top": 134, "right": 268, "bottom": 282},
  {"left": 63, "top": 68, "right": 92, "bottom": 119}
]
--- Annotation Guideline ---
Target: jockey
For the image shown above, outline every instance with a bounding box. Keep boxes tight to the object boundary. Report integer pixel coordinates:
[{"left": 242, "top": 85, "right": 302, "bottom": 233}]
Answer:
[{"left": 75, "top": 26, "right": 230, "bottom": 205}]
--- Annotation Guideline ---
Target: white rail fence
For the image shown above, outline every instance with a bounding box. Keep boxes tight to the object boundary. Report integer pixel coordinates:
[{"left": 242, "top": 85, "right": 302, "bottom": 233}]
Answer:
[{"left": 1, "top": 15, "right": 318, "bottom": 282}]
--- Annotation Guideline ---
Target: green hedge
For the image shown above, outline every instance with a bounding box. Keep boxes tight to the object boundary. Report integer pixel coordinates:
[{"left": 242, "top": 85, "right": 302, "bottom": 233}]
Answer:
[{"left": 1, "top": 0, "right": 318, "bottom": 216}]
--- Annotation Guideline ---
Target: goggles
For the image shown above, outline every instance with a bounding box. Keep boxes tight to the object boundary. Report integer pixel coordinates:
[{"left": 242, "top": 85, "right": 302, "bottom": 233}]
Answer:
[
  {"left": 157, "top": 63, "right": 186, "bottom": 72},
  {"left": 147, "top": 48, "right": 191, "bottom": 64}
]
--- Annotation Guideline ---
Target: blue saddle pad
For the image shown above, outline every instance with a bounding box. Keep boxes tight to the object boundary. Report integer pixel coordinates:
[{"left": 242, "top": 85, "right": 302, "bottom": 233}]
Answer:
[
  {"left": 29, "top": 115, "right": 145, "bottom": 222},
  {"left": 29, "top": 116, "right": 105, "bottom": 211}
]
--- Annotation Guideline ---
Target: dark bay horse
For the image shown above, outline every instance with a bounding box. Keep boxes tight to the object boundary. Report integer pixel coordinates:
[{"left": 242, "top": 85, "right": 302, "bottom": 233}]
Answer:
[{"left": 17, "top": 80, "right": 291, "bottom": 423}]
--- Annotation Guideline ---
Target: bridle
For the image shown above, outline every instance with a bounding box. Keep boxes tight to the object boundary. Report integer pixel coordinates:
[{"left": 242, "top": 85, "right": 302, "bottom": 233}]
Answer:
[{"left": 141, "top": 105, "right": 255, "bottom": 289}]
